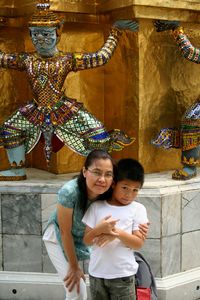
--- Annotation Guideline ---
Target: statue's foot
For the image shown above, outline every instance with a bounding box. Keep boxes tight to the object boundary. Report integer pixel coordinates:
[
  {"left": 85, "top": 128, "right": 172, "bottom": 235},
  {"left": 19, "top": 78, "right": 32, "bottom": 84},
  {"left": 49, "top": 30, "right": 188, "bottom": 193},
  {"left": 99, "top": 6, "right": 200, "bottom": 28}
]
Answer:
[
  {"left": 172, "top": 166, "right": 197, "bottom": 181},
  {"left": 0, "top": 169, "right": 26, "bottom": 181},
  {"left": 151, "top": 128, "right": 174, "bottom": 149},
  {"left": 109, "top": 129, "right": 135, "bottom": 149}
]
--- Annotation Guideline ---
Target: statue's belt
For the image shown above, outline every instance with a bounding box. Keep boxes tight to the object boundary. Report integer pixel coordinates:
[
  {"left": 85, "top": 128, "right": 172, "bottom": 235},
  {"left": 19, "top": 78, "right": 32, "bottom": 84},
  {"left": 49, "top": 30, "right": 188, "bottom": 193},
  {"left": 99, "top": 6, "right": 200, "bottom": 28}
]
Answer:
[{"left": 19, "top": 97, "right": 83, "bottom": 126}]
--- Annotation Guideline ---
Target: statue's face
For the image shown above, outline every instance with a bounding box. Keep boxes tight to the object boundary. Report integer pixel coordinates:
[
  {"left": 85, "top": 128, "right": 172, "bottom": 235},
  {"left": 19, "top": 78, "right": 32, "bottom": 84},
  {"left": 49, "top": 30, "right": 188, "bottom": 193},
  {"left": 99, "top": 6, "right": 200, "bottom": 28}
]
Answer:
[{"left": 29, "top": 27, "right": 58, "bottom": 56}]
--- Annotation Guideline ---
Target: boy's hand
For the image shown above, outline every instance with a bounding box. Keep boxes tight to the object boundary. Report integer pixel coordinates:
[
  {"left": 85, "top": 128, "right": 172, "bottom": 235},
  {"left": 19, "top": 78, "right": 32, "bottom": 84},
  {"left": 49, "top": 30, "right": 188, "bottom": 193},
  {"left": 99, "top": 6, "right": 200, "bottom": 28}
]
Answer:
[
  {"left": 113, "top": 20, "right": 139, "bottom": 32},
  {"left": 96, "top": 215, "right": 119, "bottom": 235}
]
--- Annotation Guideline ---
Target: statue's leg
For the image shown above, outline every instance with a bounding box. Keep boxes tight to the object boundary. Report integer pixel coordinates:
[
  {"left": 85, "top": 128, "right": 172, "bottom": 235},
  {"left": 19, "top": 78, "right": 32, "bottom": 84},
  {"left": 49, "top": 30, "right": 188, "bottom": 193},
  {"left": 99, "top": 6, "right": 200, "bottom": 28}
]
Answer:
[
  {"left": 151, "top": 101, "right": 200, "bottom": 180},
  {"left": 55, "top": 107, "right": 135, "bottom": 155},
  {"left": 172, "top": 146, "right": 199, "bottom": 180},
  {"left": 0, "top": 144, "right": 26, "bottom": 181},
  {"left": 172, "top": 101, "right": 200, "bottom": 180},
  {"left": 0, "top": 111, "right": 41, "bottom": 180},
  {"left": 151, "top": 128, "right": 180, "bottom": 149}
]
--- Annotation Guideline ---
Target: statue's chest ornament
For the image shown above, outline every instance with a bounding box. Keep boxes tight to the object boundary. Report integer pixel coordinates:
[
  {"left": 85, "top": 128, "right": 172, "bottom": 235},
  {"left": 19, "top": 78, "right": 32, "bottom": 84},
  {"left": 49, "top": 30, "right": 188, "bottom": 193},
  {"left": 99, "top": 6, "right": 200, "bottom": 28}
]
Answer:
[{"left": 29, "top": 59, "right": 61, "bottom": 89}]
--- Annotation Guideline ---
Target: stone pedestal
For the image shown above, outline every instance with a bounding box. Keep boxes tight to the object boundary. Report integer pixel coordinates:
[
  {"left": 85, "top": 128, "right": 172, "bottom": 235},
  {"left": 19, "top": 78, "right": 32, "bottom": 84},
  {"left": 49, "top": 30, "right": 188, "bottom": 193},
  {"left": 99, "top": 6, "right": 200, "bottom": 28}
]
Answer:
[
  {"left": 138, "top": 170, "right": 200, "bottom": 300},
  {"left": 0, "top": 168, "right": 200, "bottom": 300}
]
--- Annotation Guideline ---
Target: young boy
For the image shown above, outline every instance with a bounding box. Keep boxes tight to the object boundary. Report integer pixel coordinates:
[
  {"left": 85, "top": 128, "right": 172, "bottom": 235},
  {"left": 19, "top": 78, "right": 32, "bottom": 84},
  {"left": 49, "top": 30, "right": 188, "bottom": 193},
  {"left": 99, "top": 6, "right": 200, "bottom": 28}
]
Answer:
[{"left": 82, "top": 158, "right": 148, "bottom": 300}]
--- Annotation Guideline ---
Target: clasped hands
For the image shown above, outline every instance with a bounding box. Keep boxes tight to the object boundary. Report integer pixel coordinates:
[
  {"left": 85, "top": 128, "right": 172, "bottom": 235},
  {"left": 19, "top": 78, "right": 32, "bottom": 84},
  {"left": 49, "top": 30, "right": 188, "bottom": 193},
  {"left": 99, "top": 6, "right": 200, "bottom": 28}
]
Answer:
[{"left": 93, "top": 215, "right": 149, "bottom": 247}]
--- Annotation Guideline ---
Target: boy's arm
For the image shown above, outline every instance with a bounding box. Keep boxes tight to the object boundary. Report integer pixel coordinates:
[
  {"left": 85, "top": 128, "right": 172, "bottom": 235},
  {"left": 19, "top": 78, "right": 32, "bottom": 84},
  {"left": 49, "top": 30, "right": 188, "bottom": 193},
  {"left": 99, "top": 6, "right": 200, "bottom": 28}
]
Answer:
[
  {"left": 83, "top": 216, "right": 119, "bottom": 246},
  {"left": 115, "top": 228, "right": 145, "bottom": 250},
  {"left": 93, "top": 223, "right": 149, "bottom": 247}
]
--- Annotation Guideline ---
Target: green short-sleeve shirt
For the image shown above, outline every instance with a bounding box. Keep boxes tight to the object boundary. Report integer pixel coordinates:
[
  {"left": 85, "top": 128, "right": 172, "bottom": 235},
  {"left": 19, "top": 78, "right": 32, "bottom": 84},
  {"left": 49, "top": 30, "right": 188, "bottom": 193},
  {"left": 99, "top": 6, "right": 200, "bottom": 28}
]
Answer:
[{"left": 46, "top": 178, "right": 90, "bottom": 261}]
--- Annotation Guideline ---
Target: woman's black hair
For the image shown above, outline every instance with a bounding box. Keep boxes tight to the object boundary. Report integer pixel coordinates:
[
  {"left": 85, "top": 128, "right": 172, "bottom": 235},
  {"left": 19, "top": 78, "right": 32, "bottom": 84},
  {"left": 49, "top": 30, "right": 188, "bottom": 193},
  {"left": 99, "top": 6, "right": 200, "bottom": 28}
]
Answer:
[{"left": 77, "top": 149, "right": 115, "bottom": 213}]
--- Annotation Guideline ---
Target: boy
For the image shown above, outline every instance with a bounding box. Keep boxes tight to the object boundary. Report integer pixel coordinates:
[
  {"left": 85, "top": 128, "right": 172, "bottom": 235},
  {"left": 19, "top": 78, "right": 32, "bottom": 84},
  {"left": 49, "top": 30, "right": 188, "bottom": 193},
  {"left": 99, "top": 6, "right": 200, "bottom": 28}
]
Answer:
[{"left": 82, "top": 158, "right": 148, "bottom": 300}]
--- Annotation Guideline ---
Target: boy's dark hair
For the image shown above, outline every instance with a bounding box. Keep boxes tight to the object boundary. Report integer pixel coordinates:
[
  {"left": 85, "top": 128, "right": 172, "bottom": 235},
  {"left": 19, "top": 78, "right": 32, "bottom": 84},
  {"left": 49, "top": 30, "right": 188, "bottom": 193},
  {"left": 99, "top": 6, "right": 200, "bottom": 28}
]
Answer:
[{"left": 115, "top": 158, "right": 144, "bottom": 187}]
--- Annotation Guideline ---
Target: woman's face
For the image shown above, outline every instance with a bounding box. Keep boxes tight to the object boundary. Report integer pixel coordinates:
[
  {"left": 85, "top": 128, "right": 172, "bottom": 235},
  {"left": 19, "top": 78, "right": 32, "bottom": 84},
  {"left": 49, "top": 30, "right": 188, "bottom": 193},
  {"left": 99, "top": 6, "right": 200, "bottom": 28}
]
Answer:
[
  {"left": 29, "top": 26, "right": 58, "bottom": 56},
  {"left": 83, "top": 158, "right": 114, "bottom": 200}
]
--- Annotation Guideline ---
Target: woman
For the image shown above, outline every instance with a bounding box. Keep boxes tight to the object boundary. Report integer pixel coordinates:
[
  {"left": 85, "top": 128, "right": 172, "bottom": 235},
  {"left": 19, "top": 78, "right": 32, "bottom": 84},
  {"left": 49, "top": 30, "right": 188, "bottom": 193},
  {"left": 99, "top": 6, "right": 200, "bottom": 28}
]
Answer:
[{"left": 43, "top": 149, "right": 148, "bottom": 300}]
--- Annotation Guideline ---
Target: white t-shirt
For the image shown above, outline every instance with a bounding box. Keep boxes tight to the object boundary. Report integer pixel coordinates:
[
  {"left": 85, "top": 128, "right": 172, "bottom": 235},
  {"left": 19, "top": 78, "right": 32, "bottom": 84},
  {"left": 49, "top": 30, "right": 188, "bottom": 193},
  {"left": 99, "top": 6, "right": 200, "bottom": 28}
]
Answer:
[{"left": 82, "top": 200, "right": 148, "bottom": 279}]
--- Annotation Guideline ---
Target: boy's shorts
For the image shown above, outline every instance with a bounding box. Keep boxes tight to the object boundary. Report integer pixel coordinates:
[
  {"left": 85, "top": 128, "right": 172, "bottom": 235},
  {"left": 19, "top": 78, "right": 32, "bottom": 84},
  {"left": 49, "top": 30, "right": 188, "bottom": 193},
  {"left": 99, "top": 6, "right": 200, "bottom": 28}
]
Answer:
[{"left": 89, "top": 274, "right": 136, "bottom": 300}]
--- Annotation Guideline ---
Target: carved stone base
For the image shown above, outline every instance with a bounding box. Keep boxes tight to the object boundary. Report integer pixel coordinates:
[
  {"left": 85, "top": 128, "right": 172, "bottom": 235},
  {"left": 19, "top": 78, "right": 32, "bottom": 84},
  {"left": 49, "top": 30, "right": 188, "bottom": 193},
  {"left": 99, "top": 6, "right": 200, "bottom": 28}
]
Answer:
[{"left": 0, "top": 168, "right": 199, "bottom": 299}]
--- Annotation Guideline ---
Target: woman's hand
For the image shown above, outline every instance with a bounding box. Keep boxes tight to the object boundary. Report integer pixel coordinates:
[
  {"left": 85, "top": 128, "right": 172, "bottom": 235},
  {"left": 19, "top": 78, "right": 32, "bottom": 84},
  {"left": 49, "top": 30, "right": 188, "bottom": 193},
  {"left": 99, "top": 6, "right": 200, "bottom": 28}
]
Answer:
[
  {"left": 94, "top": 233, "right": 117, "bottom": 247},
  {"left": 138, "top": 223, "right": 150, "bottom": 240},
  {"left": 64, "top": 265, "right": 85, "bottom": 294}
]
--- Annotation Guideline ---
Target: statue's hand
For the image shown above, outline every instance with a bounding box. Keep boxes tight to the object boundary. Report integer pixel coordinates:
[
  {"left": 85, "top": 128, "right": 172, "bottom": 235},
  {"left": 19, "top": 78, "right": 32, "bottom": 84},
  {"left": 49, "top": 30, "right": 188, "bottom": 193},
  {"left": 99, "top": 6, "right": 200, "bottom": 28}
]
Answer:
[
  {"left": 154, "top": 20, "right": 180, "bottom": 32},
  {"left": 113, "top": 20, "right": 139, "bottom": 32}
]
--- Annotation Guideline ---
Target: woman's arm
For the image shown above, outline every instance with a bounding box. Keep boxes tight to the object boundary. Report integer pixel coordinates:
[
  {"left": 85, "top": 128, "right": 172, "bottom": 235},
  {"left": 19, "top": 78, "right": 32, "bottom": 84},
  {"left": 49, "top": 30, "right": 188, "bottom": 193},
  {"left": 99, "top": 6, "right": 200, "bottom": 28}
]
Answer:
[
  {"left": 57, "top": 203, "right": 78, "bottom": 267},
  {"left": 84, "top": 220, "right": 149, "bottom": 248},
  {"left": 138, "top": 223, "right": 149, "bottom": 240},
  {"left": 87, "top": 227, "right": 146, "bottom": 249},
  {"left": 83, "top": 225, "right": 96, "bottom": 246},
  {"left": 57, "top": 204, "right": 85, "bottom": 293}
]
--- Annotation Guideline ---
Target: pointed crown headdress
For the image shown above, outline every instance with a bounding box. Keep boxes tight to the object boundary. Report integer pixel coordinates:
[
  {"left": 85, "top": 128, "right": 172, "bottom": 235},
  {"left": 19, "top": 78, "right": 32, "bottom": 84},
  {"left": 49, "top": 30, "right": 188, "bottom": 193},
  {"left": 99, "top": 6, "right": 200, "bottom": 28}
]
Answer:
[{"left": 28, "top": 0, "right": 62, "bottom": 28}]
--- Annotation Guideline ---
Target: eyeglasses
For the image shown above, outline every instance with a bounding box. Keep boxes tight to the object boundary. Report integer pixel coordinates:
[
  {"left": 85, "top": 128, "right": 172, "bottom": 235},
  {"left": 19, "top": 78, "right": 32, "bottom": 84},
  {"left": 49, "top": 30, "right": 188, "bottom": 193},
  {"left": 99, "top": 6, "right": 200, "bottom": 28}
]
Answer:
[{"left": 87, "top": 168, "right": 113, "bottom": 179}]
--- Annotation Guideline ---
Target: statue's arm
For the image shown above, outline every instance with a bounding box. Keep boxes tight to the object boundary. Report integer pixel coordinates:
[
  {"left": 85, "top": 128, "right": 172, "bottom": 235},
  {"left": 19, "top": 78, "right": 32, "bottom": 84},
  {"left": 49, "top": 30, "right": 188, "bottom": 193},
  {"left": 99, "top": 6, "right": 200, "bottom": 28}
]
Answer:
[
  {"left": 72, "top": 20, "right": 139, "bottom": 71},
  {"left": 0, "top": 51, "right": 27, "bottom": 70},
  {"left": 154, "top": 20, "right": 200, "bottom": 64},
  {"left": 71, "top": 27, "right": 122, "bottom": 71},
  {"left": 172, "top": 27, "right": 200, "bottom": 64}
]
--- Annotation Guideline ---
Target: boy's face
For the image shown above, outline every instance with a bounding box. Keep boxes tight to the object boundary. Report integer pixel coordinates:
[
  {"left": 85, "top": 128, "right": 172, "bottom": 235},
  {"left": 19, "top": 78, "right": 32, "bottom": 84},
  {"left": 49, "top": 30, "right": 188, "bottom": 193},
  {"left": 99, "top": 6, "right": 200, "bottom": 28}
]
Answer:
[{"left": 111, "top": 179, "right": 141, "bottom": 206}]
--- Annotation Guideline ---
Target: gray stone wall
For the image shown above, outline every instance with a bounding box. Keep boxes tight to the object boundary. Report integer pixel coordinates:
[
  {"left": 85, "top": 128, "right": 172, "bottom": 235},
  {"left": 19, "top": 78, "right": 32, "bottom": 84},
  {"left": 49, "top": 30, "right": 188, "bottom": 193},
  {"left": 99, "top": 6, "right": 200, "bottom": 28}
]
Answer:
[
  {"left": 0, "top": 170, "right": 200, "bottom": 280},
  {"left": 139, "top": 189, "right": 200, "bottom": 278},
  {"left": 0, "top": 191, "right": 62, "bottom": 274}
]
